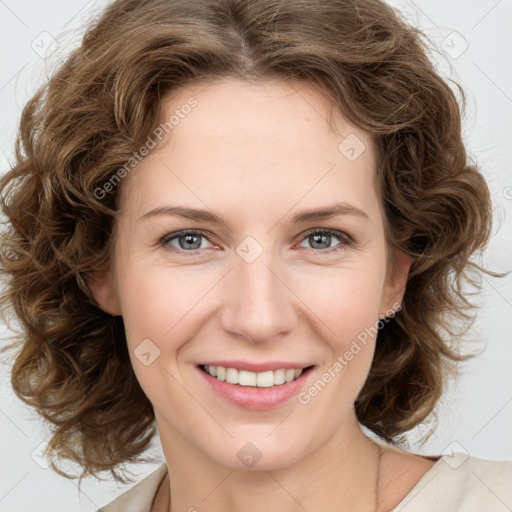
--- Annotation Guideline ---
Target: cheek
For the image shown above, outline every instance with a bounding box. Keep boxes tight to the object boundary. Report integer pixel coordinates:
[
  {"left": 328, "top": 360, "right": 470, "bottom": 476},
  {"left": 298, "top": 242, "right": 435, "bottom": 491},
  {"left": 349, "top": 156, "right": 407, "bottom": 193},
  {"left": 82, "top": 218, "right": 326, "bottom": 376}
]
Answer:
[
  {"left": 116, "top": 259, "right": 217, "bottom": 356},
  {"left": 300, "top": 265, "right": 385, "bottom": 339},
  {"left": 291, "top": 272, "right": 384, "bottom": 443},
  {"left": 116, "top": 266, "right": 199, "bottom": 405}
]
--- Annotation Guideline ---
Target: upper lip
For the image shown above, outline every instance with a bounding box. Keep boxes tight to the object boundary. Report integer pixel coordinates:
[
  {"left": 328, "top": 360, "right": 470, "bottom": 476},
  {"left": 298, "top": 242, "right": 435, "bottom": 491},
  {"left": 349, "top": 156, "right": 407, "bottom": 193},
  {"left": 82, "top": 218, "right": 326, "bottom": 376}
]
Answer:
[{"left": 198, "top": 360, "right": 314, "bottom": 372}]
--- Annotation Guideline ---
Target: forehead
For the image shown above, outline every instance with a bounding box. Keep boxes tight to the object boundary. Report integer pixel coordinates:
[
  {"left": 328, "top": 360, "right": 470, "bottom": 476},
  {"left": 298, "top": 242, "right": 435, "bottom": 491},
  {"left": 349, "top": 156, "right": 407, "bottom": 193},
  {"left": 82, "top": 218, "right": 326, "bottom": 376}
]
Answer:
[
  {"left": 155, "top": 77, "right": 371, "bottom": 156},
  {"left": 119, "top": 77, "right": 379, "bottom": 222}
]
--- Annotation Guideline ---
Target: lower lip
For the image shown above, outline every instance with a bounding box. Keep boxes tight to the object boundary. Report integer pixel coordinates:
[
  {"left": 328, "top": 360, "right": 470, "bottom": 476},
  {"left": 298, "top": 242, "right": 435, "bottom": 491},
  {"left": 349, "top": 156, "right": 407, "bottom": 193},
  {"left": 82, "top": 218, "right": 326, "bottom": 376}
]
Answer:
[{"left": 197, "top": 365, "right": 315, "bottom": 410}]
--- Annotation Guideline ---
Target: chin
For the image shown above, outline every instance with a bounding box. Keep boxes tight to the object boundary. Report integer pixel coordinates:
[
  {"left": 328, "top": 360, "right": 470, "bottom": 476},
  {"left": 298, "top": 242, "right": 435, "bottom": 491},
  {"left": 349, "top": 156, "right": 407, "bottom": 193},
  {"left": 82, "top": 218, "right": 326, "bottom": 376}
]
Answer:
[{"left": 204, "top": 430, "right": 311, "bottom": 472}]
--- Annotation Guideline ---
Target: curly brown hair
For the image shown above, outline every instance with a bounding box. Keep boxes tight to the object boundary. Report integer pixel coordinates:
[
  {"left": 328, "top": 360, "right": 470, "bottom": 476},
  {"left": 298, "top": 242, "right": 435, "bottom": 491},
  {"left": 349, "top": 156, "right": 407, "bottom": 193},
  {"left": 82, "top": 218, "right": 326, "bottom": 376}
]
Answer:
[{"left": 0, "top": 0, "right": 499, "bottom": 484}]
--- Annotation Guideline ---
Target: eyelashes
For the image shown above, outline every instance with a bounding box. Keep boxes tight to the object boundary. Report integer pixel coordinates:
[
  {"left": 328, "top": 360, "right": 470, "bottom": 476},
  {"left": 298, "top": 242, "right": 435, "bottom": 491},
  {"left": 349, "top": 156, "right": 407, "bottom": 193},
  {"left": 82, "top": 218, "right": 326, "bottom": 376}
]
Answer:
[{"left": 158, "top": 228, "right": 355, "bottom": 256}]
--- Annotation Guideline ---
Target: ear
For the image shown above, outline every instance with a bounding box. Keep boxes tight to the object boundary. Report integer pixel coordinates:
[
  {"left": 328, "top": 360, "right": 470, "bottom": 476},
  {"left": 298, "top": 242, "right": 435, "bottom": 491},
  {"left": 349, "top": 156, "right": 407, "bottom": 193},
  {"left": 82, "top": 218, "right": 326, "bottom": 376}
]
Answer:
[
  {"left": 379, "top": 249, "right": 413, "bottom": 318},
  {"left": 85, "top": 269, "right": 122, "bottom": 316}
]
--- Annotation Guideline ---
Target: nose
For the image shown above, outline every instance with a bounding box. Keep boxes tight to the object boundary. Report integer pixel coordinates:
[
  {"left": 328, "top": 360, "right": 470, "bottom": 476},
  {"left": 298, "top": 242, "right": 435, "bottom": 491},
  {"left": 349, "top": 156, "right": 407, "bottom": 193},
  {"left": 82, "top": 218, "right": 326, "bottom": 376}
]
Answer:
[{"left": 218, "top": 243, "right": 299, "bottom": 344}]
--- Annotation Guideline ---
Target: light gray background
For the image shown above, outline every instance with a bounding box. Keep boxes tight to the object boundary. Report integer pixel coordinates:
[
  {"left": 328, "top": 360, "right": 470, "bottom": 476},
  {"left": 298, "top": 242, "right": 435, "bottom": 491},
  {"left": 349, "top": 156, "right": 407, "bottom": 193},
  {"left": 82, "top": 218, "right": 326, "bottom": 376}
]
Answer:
[{"left": 1, "top": 0, "right": 511, "bottom": 510}]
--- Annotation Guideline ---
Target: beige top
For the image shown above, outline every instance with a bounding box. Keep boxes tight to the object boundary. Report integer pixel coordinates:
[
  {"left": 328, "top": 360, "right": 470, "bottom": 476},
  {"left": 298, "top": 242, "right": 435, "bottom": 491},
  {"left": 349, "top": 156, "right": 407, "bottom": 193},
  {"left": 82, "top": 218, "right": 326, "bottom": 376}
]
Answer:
[{"left": 97, "top": 452, "right": 512, "bottom": 512}]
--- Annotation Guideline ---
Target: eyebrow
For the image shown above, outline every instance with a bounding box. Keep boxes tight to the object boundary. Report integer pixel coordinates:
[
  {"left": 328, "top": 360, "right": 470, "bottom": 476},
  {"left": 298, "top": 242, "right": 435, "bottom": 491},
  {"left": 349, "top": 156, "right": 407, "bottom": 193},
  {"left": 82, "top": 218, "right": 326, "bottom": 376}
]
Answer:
[{"left": 139, "top": 202, "right": 369, "bottom": 227}]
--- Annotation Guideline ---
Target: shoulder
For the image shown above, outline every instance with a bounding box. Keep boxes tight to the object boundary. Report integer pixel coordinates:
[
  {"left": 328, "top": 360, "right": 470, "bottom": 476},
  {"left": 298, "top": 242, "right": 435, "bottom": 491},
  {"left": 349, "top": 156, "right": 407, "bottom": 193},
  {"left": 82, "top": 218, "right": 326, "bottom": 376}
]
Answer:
[
  {"left": 97, "top": 464, "right": 168, "bottom": 512},
  {"left": 393, "top": 452, "right": 512, "bottom": 512}
]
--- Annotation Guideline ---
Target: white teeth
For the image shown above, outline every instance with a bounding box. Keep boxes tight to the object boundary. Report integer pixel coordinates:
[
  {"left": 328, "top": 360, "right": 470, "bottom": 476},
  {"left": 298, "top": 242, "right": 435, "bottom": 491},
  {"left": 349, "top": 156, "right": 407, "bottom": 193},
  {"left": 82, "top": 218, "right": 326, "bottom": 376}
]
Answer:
[
  {"left": 225, "top": 367, "right": 238, "bottom": 384},
  {"left": 256, "top": 370, "right": 274, "bottom": 388},
  {"left": 273, "top": 369, "right": 285, "bottom": 385},
  {"left": 203, "top": 365, "right": 306, "bottom": 387},
  {"left": 239, "top": 370, "right": 256, "bottom": 386}
]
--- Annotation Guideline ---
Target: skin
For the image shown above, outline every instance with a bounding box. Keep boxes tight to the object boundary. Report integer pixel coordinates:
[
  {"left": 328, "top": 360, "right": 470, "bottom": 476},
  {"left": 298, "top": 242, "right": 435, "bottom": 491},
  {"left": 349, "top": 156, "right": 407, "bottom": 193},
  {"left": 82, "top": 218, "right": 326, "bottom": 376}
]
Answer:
[{"left": 89, "top": 77, "right": 437, "bottom": 512}]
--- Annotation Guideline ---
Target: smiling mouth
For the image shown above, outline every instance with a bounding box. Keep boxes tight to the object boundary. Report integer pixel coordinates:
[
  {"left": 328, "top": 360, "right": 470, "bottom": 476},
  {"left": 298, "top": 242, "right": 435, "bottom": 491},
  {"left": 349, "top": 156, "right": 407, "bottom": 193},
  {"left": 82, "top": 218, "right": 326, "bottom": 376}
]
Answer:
[{"left": 199, "top": 364, "right": 315, "bottom": 388}]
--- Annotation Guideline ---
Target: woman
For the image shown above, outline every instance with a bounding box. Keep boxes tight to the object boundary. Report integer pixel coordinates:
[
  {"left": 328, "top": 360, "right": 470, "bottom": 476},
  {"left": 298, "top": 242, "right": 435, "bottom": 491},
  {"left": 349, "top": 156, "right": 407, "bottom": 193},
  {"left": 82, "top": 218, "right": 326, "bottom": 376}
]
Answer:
[{"left": 1, "top": 0, "right": 510, "bottom": 511}]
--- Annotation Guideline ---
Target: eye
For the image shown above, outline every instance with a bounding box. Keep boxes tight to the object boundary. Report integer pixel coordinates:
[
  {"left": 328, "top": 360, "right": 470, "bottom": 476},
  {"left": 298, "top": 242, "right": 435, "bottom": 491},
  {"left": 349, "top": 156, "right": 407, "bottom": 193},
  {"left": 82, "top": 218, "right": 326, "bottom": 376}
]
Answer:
[
  {"left": 296, "top": 228, "right": 353, "bottom": 254},
  {"left": 159, "top": 228, "right": 354, "bottom": 255},
  {"left": 159, "top": 230, "right": 214, "bottom": 253}
]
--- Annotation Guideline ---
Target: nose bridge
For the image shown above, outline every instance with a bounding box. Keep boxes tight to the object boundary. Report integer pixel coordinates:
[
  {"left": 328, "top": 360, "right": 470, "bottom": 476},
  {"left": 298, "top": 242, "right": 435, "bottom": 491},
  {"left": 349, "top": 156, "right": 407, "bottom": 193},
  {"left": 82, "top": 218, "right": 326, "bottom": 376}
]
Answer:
[{"left": 219, "top": 237, "right": 297, "bottom": 343}]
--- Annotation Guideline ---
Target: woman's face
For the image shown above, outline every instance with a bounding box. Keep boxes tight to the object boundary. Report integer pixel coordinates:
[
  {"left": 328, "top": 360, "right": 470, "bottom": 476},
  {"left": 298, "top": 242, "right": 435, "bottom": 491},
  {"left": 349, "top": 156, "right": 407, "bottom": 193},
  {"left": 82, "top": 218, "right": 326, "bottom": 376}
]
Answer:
[{"left": 91, "top": 77, "right": 409, "bottom": 471}]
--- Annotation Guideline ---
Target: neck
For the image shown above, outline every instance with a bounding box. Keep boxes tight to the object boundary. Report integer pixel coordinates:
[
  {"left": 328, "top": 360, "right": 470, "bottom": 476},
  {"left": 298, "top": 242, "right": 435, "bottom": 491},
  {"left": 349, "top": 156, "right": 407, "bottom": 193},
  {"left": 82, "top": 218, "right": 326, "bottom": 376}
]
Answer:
[{"left": 155, "top": 411, "right": 383, "bottom": 512}]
